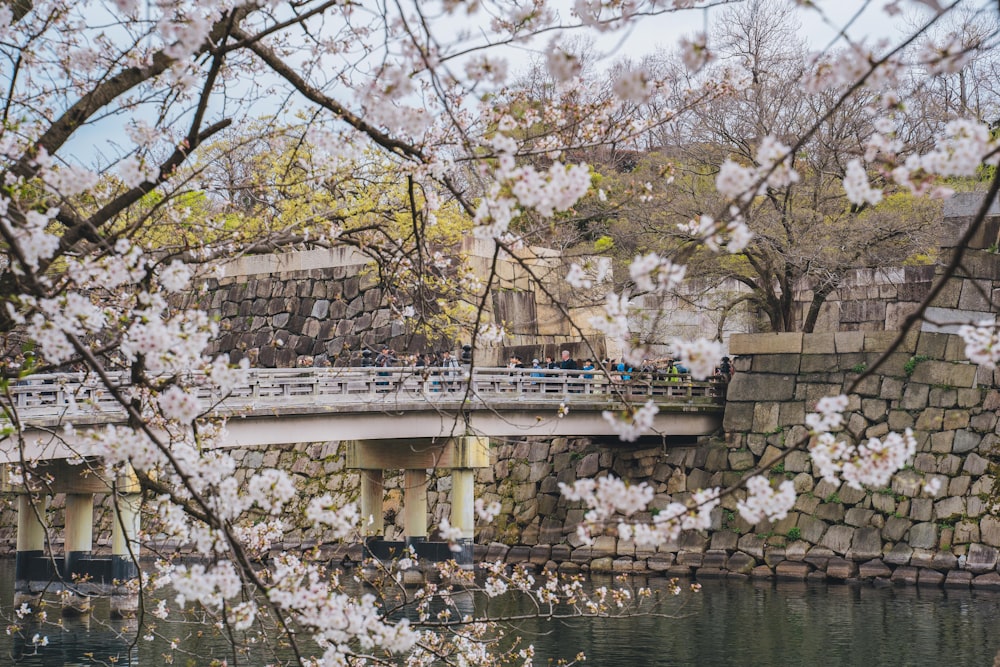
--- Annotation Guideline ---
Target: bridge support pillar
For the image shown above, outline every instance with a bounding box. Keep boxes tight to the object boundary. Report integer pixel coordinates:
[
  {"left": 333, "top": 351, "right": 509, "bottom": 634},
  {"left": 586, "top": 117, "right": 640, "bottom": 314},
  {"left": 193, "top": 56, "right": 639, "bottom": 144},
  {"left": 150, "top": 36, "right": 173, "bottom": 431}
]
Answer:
[
  {"left": 110, "top": 489, "right": 141, "bottom": 619},
  {"left": 63, "top": 492, "right": 94, "bottom": 616},
  {"left": 15, "top": 493, "right": 47, "bottom": 608},
  {"left": 347, "top": 436, "right": 489, "bottom": 566},
  {"left": 403, "top": 469, "right": 427, "bottom": 549},
  {"left": 360, "top": 469, "right": 385, "bottom": 538},
  {"left": 450, "top": 468, "right": 475, "bottom": 567}
]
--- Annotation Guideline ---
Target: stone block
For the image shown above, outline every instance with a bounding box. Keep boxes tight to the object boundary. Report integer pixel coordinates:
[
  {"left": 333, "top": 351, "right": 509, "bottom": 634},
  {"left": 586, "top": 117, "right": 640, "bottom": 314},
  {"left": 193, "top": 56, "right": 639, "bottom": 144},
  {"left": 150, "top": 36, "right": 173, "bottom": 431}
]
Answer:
[
  {"left": 910, "top": 360, "right": 979, "bottom": 388},
  {"left": 848, "top": 527, "right": 883, "bottom": 561},
  {"left": 913, "top": 452, "right": 937, "bottom": 473},
  {"left": 676, "top": 552, "right": 703, "bottom": 567},
  {"left": 872, "top": 492, "right": 896, "bottom": 515},
  {"left": 722, "top": 403, "right": 755, "bottom": 433},
  {"left": 909, "top": 498, "right": 933, "bottom": 521},
  {"left": 845, "top": 508, "right": 875, "bottom": 528},
  {"left": 933, "top": 496, "right": 965, "bottom": 521},
  {"left": 981, "top": 516, "right": 1000, "bottom": 548},
  {"left": 777, "top": 402, "right": 806, "bottom": 428},
  {"left": 647, "top": 556, "right": 674, "bottom": 572},
  {"left": 954, "top": 520, "right": 980, "bottom": 545},
  {"left": 888, "top": 410, "right": 915, "bottom": 431},
  {"left": 945, "top": 571, "right": 973, "bottom": 588},
  {"left": 937, "top": 454, "right": 961, "bottom": 475},
  {"left": 964, "top": 453, "right": 990, "bottom": 476},
  {"left": 775, "top": 561, "right": 811, "bottom": 580},
  {"left": 858, "top": 559, "right": 891, "bottom": 579},
  {"left": 835, "top": 331, "right": 865, "bottom": 353},
  {"left": 821, "top": 525, "right": 855, "bottom": 555},
  {"left": 971, "top": 411, "right": 998, "bottom": 433},
  {"left": 953, "top": 429, "right": 982, "bottom": 454},
  {"left": 816, "top": 503, "right": 846, "bottom": 523},
  {"left": 853, "top": 375, "right": 882, "bottom": 397},
  {"left": 973, "top": 572, "right": 1000, "bottom": 590},
  {"left": 915, "top": 408, "right": 944, "bottom": 431},
  {"left": 590, "top": 557, "right": 614, "bottom": 572},
  {"left": 885, "top": 543, "right": 913, "bottom": 566},
  {"left": 611, "top": 558, "right": 635, "bottom": 572},
  {"left": 943, "top": 410, "right": 970, "bottom": 430},
  {"left": 932, "top": 552, "right": 959, "bottom": 572},
  {"left": 800, "top": 354, "right": 839, "bottom": 373},
  {"left": 826, "top": 557, "right": 858, "bottom": 579},
  {"left": 702, "top": 552, "right": 729, "bottom": 569},
  {"left": 726, "top": 373, "right": 797, "bottom": 402},
  {"left": 901, "top": 384, "right": 930, "bottom": 410},
  {"left": 908, "top": 522, "right": 938, "bottom": 549},
  {"left": 839, "top": 484, "right": 867, "bottom": 505},
  {"left": 794, "top": 493, "right": 821, "bottom": 515},
  {"left": 966, "top": 543, "right": 999, "bottom": 573},
  {"left": 862, "top": 399, "right": 888, "bottom": 422},
  {"left": 917, "top": 568, "right": 945, "bottom": 587},
  {"left": 727, "top": 552, "right": 756, "bottom": 574},
  {"left": 738, "top": 535, "right": 767, "bottom": 560},
  {"left": 923, "top": 430, "right": 953, "bottom": 455},
  {"left": 753, "top": 354, "right": 802, "bottom": 374},
  {"left": 729, "top": 333, "right": 803, "bottom": 355},
  {"left": 752, "top": 402, "right": 781, "bottom": 434}
]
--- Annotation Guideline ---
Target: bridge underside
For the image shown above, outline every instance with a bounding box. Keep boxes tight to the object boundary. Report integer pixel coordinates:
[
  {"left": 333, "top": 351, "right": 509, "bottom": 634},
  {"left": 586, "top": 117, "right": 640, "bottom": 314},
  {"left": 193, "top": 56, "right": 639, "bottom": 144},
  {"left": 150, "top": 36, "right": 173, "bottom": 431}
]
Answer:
[{"left": 7, "top": 401, "right": 722, "bottom": 462}]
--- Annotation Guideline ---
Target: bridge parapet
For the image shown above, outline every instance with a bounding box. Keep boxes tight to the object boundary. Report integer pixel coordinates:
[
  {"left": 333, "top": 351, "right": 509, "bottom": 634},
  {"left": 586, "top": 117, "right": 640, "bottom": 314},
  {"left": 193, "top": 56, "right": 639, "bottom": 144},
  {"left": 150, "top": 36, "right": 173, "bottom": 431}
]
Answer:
[{"left": 6, "top": 366, "right": 724, "bottom": 421}]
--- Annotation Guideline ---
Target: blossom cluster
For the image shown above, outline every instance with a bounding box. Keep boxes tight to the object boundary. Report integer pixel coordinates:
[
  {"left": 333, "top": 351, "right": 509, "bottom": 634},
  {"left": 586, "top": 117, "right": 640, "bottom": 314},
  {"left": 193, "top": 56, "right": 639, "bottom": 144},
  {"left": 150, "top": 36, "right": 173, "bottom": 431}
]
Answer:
[
  {"left": 737, "top": 475, "right": 796, "bottom": 524},
  {"left": 958, "top": 321, "right": 1000, "bottom": 368},
  {"left": 601, "top": 399, "right": 659, "bottom": 442},
  {"left": 806, "top": 394, "right": 919, "bottom": 491}
]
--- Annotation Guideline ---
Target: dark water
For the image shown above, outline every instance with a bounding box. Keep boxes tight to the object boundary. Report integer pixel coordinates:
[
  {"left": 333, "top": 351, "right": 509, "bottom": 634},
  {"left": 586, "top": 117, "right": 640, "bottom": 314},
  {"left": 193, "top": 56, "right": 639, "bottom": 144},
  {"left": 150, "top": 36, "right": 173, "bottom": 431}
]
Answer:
[{"left": 2, "top": 559, "right": 999, "bottom": 666}]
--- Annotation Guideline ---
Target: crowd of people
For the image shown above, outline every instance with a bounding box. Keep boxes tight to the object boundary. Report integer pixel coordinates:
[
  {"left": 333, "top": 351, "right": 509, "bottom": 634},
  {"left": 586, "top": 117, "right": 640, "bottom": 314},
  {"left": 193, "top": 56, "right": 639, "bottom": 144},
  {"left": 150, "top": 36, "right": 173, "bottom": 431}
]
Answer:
[{"left": 358, "top": 346, "right": 734, "bottom": 383}]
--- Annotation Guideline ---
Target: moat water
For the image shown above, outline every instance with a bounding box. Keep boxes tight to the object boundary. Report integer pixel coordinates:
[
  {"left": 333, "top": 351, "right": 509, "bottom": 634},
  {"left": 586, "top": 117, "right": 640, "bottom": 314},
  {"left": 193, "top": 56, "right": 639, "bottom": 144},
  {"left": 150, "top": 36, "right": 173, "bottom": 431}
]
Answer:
[{"left": 2, "top": 559, "right": 999, "bottom": 666}]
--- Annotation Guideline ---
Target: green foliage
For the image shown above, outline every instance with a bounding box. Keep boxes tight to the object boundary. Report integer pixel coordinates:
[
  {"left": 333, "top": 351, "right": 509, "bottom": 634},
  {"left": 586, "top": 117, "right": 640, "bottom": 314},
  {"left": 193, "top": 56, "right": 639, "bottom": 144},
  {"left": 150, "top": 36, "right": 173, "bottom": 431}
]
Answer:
[
  {"left": 594, "top": 235, "right": 614, "bottom": 252},
  {"left": 904, "top": 355, "right": 932, "bottom": 377},
  {"left": 824, "top": 492, "right": 842, "bottom": 504},
  {"left": 851, "top": 362, "right": 868, "bottom": 373},
  {"left": 770, "top": 462, "right": 785, "bottom": 474},
  {"left": 786, "top": 527, "right": 802, "bottom": 541}
]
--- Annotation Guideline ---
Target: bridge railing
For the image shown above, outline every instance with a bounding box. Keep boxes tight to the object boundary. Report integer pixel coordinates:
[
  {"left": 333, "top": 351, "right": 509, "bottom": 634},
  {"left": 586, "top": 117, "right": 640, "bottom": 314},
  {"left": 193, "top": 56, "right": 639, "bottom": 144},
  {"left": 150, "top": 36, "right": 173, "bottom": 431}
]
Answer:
[{"left": 3, "top": 367, "right": 725, "bottom": 418}]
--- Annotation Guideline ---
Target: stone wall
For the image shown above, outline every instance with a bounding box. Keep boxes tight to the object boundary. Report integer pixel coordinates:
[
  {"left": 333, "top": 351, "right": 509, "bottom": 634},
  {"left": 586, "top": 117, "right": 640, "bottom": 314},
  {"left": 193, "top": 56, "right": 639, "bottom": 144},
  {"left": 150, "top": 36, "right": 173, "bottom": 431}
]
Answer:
[
  {"left": 715, "top": 329, "right": 1000, "bottom": 587},
  {"left": 194, "top": 247, "right": 411, "bottom": 368},
  {"left": 194, "top": 241, "right": 610, "bottom": 368},
  {"left": 5, "top": 327, "right": 1000, "bottom": 590}
]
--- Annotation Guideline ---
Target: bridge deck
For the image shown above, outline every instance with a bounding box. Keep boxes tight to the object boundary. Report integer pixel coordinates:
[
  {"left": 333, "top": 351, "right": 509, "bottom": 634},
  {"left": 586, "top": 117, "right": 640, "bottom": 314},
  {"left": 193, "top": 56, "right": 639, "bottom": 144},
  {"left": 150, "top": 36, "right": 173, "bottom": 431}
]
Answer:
[{"left": 3, "top": 367, "right": 725, "bottom": 461}]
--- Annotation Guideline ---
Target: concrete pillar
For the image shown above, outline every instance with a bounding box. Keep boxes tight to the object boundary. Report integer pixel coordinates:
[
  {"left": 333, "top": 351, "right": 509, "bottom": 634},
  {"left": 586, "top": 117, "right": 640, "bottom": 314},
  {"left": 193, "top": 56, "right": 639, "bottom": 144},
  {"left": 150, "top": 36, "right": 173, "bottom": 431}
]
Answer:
[
  {"left": 359, "top": 470, "right": 384, "bottom": 537},
  {"left": 450, "top": 469, "right": 475, "bottom": 566},
  {"left": 14, "top": 494, "right": 47, "bottom": 606},
  {"left": 403, "top": 469, "right": 428, "bottom": 548},
  {"left": 63, "top": 493, "right": 94, "bottom": 615},
  {"left": 110, "top": 493, "right": 141, "bottom": 619}
]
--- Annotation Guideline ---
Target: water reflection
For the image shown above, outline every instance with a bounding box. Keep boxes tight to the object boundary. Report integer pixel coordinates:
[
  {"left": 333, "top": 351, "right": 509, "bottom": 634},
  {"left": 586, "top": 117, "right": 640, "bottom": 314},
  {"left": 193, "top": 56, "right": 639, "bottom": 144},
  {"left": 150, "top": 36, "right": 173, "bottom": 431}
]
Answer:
[{"left": 2, "top": 561, "right": 1000, "bottom": 666}]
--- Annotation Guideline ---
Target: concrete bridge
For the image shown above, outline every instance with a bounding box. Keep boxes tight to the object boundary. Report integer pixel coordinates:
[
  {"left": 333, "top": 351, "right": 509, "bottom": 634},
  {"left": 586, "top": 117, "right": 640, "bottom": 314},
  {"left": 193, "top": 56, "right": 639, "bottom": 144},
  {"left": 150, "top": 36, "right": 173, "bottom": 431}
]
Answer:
[
  {"left": 7, "top": 366, "right": 724, "bottom": 460},
  {"left": 3, "top": 366, "right": 724, "bottom": 614}
]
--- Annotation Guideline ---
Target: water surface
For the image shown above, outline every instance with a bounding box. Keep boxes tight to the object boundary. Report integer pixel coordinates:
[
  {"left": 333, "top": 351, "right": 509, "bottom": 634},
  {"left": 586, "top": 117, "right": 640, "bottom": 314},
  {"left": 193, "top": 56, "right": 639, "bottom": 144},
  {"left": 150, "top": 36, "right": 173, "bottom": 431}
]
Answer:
[{"left": 2, "top": 560, "right": 999, "bottom": 666}]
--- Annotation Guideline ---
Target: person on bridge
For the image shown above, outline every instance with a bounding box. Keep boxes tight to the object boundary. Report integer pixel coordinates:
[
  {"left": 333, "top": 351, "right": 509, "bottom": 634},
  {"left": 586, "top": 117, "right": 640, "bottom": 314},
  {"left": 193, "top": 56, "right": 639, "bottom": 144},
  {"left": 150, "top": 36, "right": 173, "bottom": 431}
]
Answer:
[
  {"left": 560, "top": 350, "right": 577, "bottom": 372},
  {"left": 561, "top": 350, "right": 580, "bottom": 392},
  {"left": 441, "top": 350, "right": 460, "bottom": 392}
]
